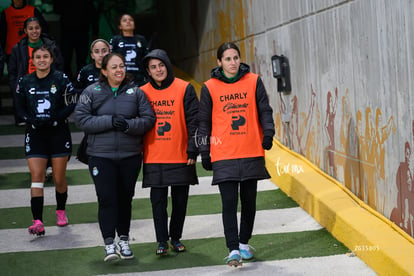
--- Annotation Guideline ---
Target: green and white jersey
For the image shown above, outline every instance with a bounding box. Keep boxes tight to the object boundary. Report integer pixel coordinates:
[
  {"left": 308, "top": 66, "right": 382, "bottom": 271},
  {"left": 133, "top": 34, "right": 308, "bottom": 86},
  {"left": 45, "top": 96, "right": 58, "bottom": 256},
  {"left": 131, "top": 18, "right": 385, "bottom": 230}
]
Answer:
[{"left": 15, "top": 70, "right": 76, "bottom": 123}]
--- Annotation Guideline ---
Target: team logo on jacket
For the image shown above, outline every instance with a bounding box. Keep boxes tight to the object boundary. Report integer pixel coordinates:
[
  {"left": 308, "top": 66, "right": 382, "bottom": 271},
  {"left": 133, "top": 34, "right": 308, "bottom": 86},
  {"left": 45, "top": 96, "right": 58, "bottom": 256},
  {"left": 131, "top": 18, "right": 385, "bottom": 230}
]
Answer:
[
  {"left": 231, "top": 115, "right": 246, "bottom": 130},
  {"left": 92, "top": 166, "right": 99, "bottom": 176},
  {"left": 94, "top": 85, "right": 102, "bottom": 91},
  {"left": 157, "top": 121, "right": 171, "bottom": 136},
  {"left": 125, "top": 50, "right": 136, "bottom": 61},
  {"left": 50, "top": 85, "right": 57, "bottom": 94},
  {"left": 126, "top": 88, "right": 134, "bottom": 95},
  {"left": 37, "top": 99, "right": 51, "bottom": 113}
]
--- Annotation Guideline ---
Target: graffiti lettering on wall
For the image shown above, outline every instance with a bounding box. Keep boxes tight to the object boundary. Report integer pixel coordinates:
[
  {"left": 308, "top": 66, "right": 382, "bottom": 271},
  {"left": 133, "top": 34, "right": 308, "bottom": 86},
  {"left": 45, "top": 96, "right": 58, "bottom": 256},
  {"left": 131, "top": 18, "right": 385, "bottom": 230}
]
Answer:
[{"left": 274, "top": 86, "right": 414, "bottom": 235}]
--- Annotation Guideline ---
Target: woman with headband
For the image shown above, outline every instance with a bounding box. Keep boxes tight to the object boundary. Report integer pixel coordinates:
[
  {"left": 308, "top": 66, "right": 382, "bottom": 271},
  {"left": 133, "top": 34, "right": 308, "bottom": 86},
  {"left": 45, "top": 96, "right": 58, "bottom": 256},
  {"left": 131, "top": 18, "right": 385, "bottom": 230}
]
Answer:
[{"left": 76, "top": 39, "right": 110, "bottom": 89}]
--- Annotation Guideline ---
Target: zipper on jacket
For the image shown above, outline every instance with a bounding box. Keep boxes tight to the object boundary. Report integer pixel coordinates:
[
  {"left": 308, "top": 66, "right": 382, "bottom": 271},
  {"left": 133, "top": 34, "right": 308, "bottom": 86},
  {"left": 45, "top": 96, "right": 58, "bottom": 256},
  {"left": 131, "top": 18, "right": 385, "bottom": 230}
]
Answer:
[{"left": 112, "top": 88, "right": 120, "bottom": 159}]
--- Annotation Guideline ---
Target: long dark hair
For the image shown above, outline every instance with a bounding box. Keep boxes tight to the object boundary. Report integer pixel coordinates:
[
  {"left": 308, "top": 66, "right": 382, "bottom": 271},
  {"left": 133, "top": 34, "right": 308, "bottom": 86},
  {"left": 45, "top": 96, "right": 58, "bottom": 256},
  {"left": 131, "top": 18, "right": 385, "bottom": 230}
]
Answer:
[
  {"left": 217, "top": 42, "right": 241, "bottom": 61},
  {"left": 99, "top": 52, "right": 132, "bottom": 85}
]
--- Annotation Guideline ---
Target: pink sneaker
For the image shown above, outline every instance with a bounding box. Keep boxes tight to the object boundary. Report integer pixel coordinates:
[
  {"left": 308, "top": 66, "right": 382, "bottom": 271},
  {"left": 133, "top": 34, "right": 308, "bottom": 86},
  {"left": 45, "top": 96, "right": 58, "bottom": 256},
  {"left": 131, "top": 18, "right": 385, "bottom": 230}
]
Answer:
[
  {"left": 56, "top": 210, "right": 68, "bottom": 226},
  {"left": 28, "top": 220, "right": 45, "bottom": 236}
]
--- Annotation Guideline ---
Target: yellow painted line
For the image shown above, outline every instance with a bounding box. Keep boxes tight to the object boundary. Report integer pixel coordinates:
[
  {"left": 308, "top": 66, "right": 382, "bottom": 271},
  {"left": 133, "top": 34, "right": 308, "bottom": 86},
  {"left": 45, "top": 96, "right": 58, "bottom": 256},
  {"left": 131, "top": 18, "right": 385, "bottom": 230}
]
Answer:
[{"left": 265, "top": 138, "right": 414, "bottom": 275}]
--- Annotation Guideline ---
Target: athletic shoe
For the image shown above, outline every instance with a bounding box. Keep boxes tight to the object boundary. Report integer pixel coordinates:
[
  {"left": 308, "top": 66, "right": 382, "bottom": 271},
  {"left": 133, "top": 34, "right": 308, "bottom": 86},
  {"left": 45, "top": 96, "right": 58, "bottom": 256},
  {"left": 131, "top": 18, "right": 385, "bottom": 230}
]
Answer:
[
  {"left": 28, "top": 220, "right": 45, "bottom": 236},
  {"left": 104, "top": 243, "right": 119, "bottom": 262},
  {"left": 56, "top": 210, "right": 68, "bottom": 226},
  {"left": 117, "top": 236, "right": 134, "bottom": 259},
  {"left": 240, "top": 244, "right": 255, "bottom": 260},
  {"left": 225, "top": 251, "right": 242, "bottom": 267},
  {"left": 170, "top": 240, "right": 186, "bottom": 252},
  {"left": 156, "top": 242, "right": 168, "bottom": 256}
]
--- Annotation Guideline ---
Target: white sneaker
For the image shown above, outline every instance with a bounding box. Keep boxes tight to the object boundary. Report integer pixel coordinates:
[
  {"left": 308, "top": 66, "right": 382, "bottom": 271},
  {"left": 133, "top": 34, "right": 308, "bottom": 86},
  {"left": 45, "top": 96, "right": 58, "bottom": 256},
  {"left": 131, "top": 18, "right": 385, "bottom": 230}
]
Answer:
[
  {"left": 117, "top": 236, "right": 134, "bottom": 259},
  {"left": 104, "top": 243, "right": 119, "bottom": 262},
  {"left": 239, "top": 243, "right": 255, "bottom": 260}
]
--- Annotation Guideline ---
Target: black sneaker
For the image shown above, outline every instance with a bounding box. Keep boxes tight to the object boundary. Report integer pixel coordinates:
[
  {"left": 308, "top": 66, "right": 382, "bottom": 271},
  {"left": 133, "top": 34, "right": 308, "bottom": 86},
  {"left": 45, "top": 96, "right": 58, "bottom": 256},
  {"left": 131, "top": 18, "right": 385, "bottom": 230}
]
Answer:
[
  {"left": 156, "top": 242, "right": 168, "bottom": 256},
  {"left": 117, "top": 236, "right": 134, "bottom": 259},
  {"left": 170, "top": 240, "right": 186, "bottom": 252}
]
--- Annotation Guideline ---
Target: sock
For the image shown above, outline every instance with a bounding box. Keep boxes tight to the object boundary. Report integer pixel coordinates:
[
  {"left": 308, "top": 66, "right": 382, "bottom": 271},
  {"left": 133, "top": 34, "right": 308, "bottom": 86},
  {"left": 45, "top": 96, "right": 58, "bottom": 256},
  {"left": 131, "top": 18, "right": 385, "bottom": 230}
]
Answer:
[
  {"left": 239, "top": 243, "right": 249, "bottom": 250},
  {"left": 104, "top": 237, "right": 114, "bottom": 245},
  {"left": 229, "top": 249, "right": 240, "bottom": 256},
  {"left": 31, "top": 196, "right": 44, "bottom": 221},
  {"left": 119, "top": 235, "right": 129, "bottom": 241},
  {"left": 56, "top": 191, "right": 68, "bottom": 210}
]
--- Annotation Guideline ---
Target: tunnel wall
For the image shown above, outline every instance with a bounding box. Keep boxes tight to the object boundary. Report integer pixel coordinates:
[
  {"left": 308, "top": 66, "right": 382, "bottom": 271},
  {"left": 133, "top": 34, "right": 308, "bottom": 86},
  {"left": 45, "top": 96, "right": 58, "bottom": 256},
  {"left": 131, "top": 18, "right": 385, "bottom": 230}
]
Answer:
[{"left": 157, "top": 0, "right": 414, "bottom": 237}]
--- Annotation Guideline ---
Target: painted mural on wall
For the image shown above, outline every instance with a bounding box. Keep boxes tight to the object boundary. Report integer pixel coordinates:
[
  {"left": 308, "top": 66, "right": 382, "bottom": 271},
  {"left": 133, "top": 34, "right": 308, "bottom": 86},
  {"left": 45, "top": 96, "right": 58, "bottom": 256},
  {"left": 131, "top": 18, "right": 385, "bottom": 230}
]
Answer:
[
  {"left": 123, "top": 0, "right": 414, "bottom": 239},
  {"left": 273, "top": 86, "right": 414, "bottom": 236},
  {"left": 391, "top": 131, "right": 414, "bottom": 236}
]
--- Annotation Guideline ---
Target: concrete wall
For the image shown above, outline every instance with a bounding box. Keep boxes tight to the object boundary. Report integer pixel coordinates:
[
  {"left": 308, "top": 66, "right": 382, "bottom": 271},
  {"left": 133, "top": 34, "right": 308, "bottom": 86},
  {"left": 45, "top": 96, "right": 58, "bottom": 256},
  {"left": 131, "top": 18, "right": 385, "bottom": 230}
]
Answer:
[{"left": 158, "top": 0, "right": 414, "bottom": 237}]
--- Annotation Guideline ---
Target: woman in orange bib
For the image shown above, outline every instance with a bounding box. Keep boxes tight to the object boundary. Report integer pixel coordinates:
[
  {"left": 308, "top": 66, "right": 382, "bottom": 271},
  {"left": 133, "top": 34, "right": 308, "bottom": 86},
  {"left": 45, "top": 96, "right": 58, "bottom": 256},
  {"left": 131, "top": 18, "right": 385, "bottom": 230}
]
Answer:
[
  {"left": 0, "top": 0, "right": 48, "bottom": 57},
  {"left": 141, "top": 49, "right": 199, "bottom": 256},
  {"left": 199, "top": 42, "right": 275, "bottom": 267},
  {"left": 8, "top": 17, "right": 63, "bottom": 126}
]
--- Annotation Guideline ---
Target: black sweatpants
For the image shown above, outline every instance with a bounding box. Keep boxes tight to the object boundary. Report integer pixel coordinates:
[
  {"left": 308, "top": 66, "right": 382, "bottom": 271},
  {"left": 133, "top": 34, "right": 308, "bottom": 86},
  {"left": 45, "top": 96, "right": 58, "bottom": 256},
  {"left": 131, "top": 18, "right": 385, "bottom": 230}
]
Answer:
[
  {"left": 89, "top": 155, "right": 141, "bottom": 241},
  {"left": 150, "top": 185, "right": 190, "bottom": 243},
  {"left": 218, "top": 179, "right": 257, "bottom": 252}
]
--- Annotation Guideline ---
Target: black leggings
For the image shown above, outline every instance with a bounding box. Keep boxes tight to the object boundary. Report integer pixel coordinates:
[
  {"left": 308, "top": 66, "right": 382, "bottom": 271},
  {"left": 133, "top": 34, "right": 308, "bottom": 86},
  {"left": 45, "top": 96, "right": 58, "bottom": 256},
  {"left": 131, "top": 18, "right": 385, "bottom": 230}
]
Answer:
[
  {"left": 218, "top": 179, "right": 257, "bottom": 251},
  {"left": 150, "top": 185, "right": 190, "bottom": 243},
  {"left": 89, "top": 155, "right": 141, "bottom": 241}
]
